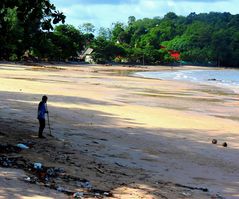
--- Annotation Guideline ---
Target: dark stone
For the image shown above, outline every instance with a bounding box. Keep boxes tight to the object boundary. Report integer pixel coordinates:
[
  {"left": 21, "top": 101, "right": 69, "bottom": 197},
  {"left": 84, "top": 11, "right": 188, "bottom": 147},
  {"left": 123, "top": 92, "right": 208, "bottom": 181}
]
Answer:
[
  {"left": 212, "top": 139, "right": 217, "bottom": 144},
  {"left": 222, "top": 142, "right": 227, "bottom": 147}
]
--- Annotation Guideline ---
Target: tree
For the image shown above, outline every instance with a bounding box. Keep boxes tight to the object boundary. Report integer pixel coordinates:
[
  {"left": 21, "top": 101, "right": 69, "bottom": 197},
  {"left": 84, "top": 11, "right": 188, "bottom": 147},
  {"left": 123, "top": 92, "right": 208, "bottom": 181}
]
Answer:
[
  {"left": 0, "top": 7, "right": 23, "bottom": 60},
  {"left": 212, "top": 29, "right": 233, "bottom": 66},
  {"left": 98, "top": 27, "right": 112, "bottom": 40},
  {"left": 128, "top": 16, "right": 136, "bottom": 26},
  {"left": 0, "top": 0, "right": 65, "bottom": 60},
  {"left": 230, "top": 31, "right": 239, "bottom": 67},
  {"left": 50, "top": 24, "right": 84, "bottom": 60},
  {"left": 111, "top": 22, "right": 125, "bottom": 42},
  {"left": 79, "top": 23, "right": 95, "bottom": 34},
  {"left": 91, "top": 37, "right": 125, "bottom": 64}
]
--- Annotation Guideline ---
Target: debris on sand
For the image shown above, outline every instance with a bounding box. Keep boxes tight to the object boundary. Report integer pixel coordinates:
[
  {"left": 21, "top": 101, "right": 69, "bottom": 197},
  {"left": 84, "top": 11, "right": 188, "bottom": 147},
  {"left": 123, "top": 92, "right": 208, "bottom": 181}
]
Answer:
[
  {"left": 17, "top": 143, "right": 29, "bottom": 149},
  {"left": 0, "top": 143, "right": 113, "bottom": 198},
  {"left": 175, "top": 183, "right": 208, "bottom": 192},
  {"left": 0, "top": 144, "right": 22, "bottom": 153}
]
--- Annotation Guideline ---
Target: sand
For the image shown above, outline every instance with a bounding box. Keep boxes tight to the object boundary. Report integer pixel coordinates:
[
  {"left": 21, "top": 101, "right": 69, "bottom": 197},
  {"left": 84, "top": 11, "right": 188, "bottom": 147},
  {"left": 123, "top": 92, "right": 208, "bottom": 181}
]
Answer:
[{"left": 0, "top": 62, "right": 239, "bottom": 198}]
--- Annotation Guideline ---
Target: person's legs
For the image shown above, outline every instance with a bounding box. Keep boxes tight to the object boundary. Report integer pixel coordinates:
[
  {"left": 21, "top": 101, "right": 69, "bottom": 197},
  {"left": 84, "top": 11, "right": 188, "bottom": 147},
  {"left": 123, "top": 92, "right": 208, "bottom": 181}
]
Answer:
[{"left": 38, "top": 119, "right": 45, "bottom": 138}]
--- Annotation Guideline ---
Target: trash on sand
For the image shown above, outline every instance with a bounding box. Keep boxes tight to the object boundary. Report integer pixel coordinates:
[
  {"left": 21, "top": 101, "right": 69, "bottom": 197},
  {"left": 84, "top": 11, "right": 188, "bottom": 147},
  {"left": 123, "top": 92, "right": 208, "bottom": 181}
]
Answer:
[
  {"left": 91, "top": 189, "right": 113, "bottom": 197},
  {"left": 24, "top": 176, "right": 31, "bottom": 182},
  {"left": 23, "top": 176, "right": 38, "bottom": 183},
  {"left": 33, "top": 163, "right": 42, "bottom": 170},
  {"left": 77, "top": 181, "right": 92, "bottom": 189},
  {"left": 0, "top": 144, "right": 21, "bottom": 153},
  {"left": 0, "top": 143, "right": 114, "bottom": 198},
  {"left": 73, "top": 192, "right": 84, "bottom": 198},
  {"left": 46, "top": 167, "right": 65, "bottom": 177},
  {"left": 56, "top": 186, "right": 66, "bottom": 192},
  {"left": 95, "top": 166, "right": 104, "bottom": 174},
  {"left": 46, "top": 168, "right": 55, "bottom": 176},
  {"left": 17, "top": 143, "right": 29, "bottom": 149},
  {"left": 211, "top": 193, "right": 226, "bottom": 199},
  {"left": 115, "top": 162, "right": 125, "bottom": 167},
  {"left": 23, "top": 141, "right": 36, "bottom": 148},
  {"left": 175, "top": 183, "right": 208, "bottom": 192},
  {"left": 0, "top": 156, "right": 14, "bottom": 167},
  {"left": 81, "top": 181, "right": 92, "bottom": 189},
  {"left": 182, "top": 191, "right": 192, "bottom": 196},
  {"left": 55, "top": 186, "right": 73, "bottom": 195},
  {"left": 103, "top": 192, "right": 111, "bottom": 196}
]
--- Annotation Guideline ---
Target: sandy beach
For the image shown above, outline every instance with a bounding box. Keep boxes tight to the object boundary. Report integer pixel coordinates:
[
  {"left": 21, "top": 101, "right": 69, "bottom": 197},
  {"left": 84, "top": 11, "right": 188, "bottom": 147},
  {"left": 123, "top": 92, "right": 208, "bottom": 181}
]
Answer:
[{"left": 0, "top": 63, "right": 239, "bottom": 199}]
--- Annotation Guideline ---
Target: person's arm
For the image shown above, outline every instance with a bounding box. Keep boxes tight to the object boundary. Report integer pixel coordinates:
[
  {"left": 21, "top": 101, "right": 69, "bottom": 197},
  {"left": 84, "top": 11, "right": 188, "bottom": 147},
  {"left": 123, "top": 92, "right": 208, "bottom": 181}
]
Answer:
[{"left": 44, "top": 103, "right": 48, "bottom": 114}]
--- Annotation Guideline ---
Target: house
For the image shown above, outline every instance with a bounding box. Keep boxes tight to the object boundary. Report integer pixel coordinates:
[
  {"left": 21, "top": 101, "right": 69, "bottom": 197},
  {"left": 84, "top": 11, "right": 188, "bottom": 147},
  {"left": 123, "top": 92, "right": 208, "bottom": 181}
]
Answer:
[
  {"left": 168, "top": 50, "right": 180, "bottom": 61},
  {"left": 160, "top": 46, "right": 181, "bottom": 61},
  {"left": 77, "top": 48, "right": 94, "bottom": 63}
]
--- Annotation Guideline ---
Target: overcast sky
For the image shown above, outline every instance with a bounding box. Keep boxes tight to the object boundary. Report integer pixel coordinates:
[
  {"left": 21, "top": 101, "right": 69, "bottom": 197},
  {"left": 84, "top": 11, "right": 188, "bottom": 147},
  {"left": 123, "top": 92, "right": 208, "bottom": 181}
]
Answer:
[{"left": 51, "top": 0, "right": 238, "bottom": 30}]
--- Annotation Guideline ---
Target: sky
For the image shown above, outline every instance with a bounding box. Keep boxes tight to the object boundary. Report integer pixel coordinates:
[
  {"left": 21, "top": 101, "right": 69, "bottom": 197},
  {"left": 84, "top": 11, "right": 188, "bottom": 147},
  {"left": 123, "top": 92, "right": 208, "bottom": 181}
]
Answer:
[{"left": 51, "top": 0, "right": 239, "bottom": 31}]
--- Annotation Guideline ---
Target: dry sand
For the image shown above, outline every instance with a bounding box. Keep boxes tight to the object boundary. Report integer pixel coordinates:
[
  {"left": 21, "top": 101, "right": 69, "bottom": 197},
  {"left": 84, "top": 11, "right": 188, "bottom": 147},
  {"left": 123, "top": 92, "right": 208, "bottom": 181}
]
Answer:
[{"left": 0, "top": 63, "right": 239, "bottom": 198}]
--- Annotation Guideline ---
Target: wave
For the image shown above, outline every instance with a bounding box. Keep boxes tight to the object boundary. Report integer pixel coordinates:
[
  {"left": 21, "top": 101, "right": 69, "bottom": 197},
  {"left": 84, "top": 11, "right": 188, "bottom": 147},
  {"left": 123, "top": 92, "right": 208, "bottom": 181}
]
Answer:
[{"left": 134, "top": 69, "right": 239, "bottom": 93}]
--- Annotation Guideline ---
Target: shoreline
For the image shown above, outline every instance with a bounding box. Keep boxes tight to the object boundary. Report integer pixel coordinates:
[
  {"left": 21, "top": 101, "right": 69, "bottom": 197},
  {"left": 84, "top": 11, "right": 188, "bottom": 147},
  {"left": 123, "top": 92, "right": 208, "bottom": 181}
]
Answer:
[
  {"left": 0, "top": 63, "right": 239, "bottom": 198},
  {"left": 133, "top": 67, "right": 239, "bottom": 94}
]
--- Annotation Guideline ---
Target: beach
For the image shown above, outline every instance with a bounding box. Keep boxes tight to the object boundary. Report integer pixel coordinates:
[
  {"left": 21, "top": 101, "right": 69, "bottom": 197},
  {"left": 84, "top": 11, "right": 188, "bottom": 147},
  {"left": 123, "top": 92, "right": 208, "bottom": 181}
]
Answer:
[{"left": 0, "top": 63, "right": 239, "bottom": 198}]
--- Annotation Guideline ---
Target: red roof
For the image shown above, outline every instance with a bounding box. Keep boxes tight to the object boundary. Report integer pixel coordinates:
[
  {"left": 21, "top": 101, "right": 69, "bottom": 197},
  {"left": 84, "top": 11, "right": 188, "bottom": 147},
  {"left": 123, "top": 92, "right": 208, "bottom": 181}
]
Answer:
[
  {"left": 170, "top": 51, "right": 180, "bottom": 60},
  {"left": 160, "top": 46, "right": 180, "bottom": 60}
]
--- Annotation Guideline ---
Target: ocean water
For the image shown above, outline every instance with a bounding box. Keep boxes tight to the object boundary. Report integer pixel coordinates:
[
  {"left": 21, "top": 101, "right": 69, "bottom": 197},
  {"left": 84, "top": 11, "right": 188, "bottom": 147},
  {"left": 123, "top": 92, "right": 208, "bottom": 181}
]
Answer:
[{"left": 135, "top": 69, "right": 239, "bottom": 92}]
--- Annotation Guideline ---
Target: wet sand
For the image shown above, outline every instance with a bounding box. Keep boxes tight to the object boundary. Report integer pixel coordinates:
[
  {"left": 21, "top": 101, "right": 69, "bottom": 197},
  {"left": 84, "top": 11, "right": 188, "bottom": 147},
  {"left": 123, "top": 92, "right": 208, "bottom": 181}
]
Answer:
[{"left": 0, "top": 63, "right": 239, "bottom": 198}]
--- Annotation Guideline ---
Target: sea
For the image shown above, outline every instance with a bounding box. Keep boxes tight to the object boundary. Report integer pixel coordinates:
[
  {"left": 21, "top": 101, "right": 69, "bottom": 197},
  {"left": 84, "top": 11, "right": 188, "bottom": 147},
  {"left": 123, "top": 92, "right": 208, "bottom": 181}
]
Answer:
[{"left": 134, "top": 69, "right": 239, "bottom": 93}]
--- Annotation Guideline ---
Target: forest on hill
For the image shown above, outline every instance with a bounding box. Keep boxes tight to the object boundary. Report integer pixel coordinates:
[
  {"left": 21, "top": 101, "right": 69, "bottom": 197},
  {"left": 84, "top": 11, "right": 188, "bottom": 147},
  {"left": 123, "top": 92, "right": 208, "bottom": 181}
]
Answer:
[{"left": 0, "top": 0, "right": 239, "bottom": 67}]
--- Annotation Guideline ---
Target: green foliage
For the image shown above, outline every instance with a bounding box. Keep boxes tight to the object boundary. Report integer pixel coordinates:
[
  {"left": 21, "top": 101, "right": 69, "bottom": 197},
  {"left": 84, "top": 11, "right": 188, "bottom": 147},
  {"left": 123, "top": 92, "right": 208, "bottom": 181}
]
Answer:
[
  {"left": 91, "top": 37, "right": 125, "bottom": 64},
  {"left": 0, "top": 0, "right": 66, "bottom": 60},
  {"left": 128, "top": 16, "right": 136, "bottom": 26},
  {"left": 111, "top": 22, "right": 125, "bottom": 42},
  {"left": 0, "top": 7, "right": 23, "bottom": 59},
  {"left": 98, "top": 27, "right": 112, "bottom": 40},
  {"left": 79, "top": 23, "right": 95, "bottom": 34},
  {"left": 1, "top": 7, "right": 239, "bottom": 67},
  {"left": 126, "top": 47, "right": 144, "bottom": 64},
  {"left": 44, "top": 24, "right": 85, "bottom": 60},
  {"left": 107, "top": 12, "right": 239, "bottom": 67}
]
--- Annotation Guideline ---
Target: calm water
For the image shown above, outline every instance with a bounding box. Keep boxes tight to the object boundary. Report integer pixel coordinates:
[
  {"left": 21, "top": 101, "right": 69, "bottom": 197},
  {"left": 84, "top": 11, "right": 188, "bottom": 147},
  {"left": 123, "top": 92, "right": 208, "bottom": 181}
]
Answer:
[{"left": 135, "top": 69, "right": 239, "bottom": 92}]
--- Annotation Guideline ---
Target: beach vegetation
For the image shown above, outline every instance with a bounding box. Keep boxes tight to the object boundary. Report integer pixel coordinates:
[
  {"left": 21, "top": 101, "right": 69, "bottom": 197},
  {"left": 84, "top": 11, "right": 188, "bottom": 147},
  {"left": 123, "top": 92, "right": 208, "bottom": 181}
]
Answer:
[{"left": 0, "top": 1, "right": 238, "bottom": 67}]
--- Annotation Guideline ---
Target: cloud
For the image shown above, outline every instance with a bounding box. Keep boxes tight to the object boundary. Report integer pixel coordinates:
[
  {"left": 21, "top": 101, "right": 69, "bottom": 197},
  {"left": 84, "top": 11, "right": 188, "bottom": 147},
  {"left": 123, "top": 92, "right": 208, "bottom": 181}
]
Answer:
[
  {"left": 186, "top": 0, "right": 227, "bottom": 1},
  {"left": 52, "top": 0, "right": 138, "bottom": 6},
  {"left": 175, "top": 0, "right": 226, "bottom": 1},
  {"left": 51, "top": 0, "right": 238, "bottom": 30}
]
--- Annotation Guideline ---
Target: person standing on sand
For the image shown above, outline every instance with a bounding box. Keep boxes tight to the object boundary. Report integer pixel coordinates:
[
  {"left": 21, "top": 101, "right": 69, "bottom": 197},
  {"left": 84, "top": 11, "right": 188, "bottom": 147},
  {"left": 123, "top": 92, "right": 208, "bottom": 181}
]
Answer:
[{"left": 37, "top": 95, "right": 48, "bottom": 138}]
